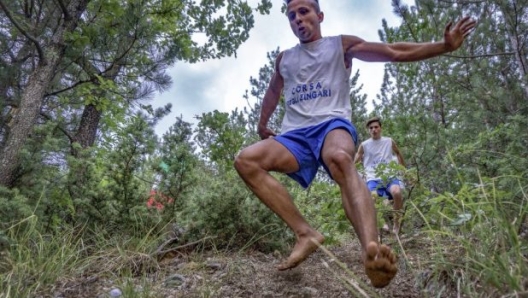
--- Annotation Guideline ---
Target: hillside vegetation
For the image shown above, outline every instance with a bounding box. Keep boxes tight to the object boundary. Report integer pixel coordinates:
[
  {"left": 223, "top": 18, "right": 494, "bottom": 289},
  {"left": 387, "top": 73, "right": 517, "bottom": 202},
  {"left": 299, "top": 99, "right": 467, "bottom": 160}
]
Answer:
[{"left": 1, "top": 0, "right": 527, "bottom": 297}]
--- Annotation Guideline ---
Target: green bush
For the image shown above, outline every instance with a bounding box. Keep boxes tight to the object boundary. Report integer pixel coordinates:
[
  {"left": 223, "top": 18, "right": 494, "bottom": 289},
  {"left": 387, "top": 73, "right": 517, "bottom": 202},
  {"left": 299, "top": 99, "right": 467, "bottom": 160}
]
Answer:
[
  {"left": 180, "top": 169, "right": 291, "bottom": 252},
  {"left": 0, "top": 187, "right": 33, "bottom": 230},
  {"left": 293, "top": 181, "right": 350, "bottom": 244}
]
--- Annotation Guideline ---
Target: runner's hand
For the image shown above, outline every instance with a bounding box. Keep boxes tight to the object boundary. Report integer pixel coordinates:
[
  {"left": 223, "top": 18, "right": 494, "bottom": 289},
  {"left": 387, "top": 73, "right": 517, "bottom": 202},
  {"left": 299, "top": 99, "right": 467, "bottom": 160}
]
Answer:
[{"left": 257, "top": 126, "right": 277, "bottom": 140}]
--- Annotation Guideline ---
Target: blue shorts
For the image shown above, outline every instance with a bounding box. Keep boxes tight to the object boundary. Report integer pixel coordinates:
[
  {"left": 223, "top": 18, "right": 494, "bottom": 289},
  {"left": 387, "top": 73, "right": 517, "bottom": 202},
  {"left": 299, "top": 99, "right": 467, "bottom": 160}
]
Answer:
[
  {"left": 274, "top": 118, "right": 358, "bottom": 188},
  {"left": 367, "top": 179, "right": 403, "bottom": 200}
]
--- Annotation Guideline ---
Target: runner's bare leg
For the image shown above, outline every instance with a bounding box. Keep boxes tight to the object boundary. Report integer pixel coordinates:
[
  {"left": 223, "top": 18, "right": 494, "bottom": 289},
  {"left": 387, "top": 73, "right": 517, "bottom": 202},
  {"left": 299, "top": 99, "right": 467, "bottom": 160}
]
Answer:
[
  {"left": 322, "top": 129, "right": 398, "bottom": 288},
  {"left": 235, "top": 139, "right": 324, "bottom": 270}
]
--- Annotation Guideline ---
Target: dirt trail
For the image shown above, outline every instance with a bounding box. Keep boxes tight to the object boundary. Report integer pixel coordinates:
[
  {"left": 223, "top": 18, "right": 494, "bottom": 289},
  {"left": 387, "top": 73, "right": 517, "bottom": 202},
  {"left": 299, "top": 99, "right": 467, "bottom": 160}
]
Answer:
[
  {"left": 54, "top": 234, "right": 438, "bottom": 298},
  {"left": 152, "top": 235, "right": 425, "bottom": 298}
]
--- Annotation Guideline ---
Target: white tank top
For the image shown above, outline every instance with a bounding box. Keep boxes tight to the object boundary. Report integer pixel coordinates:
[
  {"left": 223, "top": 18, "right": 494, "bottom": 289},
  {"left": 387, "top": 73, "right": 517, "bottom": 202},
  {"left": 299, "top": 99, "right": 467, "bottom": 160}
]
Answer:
[
  {"left": 279, "top": 36, "right": 352, "bottom": 133},
  {"left": 362, "top": 137, "right": 397, "bottom": 181}
]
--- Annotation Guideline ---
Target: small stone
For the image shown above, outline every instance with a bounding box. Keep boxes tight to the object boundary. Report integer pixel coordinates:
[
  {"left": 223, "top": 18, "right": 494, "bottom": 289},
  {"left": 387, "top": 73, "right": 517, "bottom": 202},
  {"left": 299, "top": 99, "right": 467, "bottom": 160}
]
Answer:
[
  {"left": 302, "top": 286, "right": 317, "bottom": 296},
  {"left": 206, "top": 262, "right": 222, "bottom": 270},
  {"left": 109, "top": 288, "right": 122, "bottom": 297},
  {"left": 165, "top": 274, "right": 186, "bottom": 287}
]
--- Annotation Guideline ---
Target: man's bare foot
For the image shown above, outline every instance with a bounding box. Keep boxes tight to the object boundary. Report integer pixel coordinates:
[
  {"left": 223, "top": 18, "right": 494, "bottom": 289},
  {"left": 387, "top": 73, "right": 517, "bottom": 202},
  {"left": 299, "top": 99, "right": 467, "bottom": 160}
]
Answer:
[
  {"left": 276, "top": 231, "right": 324, "bottom": 271},
  {"left": 364, "top": 241, "right": 398, "bottom": 288}
]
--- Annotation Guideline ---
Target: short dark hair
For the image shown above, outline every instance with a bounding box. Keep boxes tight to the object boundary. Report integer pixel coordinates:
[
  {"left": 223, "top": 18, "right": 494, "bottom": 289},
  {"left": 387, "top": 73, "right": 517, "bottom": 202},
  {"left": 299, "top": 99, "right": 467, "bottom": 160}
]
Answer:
[
  {"left": 366, "top": 117, "right": 382, "bottom": 128},
  {"left": 286, "top": 0, "right": 319, "bottom": 3},
  {"left": 285, "top": 0, "right": 320, "bottom": 12}
]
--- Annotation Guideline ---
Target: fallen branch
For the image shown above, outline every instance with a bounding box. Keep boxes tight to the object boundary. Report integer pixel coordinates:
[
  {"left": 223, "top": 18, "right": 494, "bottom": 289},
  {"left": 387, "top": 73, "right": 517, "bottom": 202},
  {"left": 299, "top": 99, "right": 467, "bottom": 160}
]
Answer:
[{"left": 153, "top": 236, "right": 216, "bottom": 258}]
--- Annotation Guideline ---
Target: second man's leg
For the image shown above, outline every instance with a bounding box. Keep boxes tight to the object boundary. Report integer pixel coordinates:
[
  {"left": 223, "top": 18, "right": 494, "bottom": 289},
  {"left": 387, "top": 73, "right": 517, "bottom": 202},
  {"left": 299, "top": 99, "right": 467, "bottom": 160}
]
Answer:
[{"left": 389, "top": 184, "right": 404, "bottom": 235}]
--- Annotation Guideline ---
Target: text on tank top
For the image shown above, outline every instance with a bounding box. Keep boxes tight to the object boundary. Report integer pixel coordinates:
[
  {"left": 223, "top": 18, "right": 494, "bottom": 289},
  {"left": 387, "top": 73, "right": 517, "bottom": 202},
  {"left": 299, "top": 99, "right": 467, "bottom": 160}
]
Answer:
[{"left": 279, "top": 36, "right": 352, "bottom": 133}]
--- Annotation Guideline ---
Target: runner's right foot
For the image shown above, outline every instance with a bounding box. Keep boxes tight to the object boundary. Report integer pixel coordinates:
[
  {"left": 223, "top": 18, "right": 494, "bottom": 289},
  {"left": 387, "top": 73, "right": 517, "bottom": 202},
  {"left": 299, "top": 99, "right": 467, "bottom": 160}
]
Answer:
[{"left": 276, "top": 232, "right": 325, "bottom": 271}]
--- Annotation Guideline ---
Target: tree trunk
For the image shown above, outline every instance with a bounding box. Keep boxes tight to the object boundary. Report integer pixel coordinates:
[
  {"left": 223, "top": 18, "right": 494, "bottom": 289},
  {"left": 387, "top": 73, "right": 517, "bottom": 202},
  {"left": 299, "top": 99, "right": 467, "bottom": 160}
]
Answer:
[
  {"left": 70, "top": 51, "right": 127, "bottom": 156},
  {"left": 71, "top": 104, "right": 102, "bottom": 157},
  {"left": 0, "top": 0, "right": 91, "bottom": 187}
]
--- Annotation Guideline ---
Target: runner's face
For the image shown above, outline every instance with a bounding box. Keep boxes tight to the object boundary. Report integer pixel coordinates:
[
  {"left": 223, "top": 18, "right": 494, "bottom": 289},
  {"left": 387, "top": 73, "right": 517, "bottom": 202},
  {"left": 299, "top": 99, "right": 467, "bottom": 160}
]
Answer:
[
  {"left": 368, "top": 123, "right": 382, "bottom": 139},
  {"left": 286, "top": 0, "right": 323, "bottom": 43}
]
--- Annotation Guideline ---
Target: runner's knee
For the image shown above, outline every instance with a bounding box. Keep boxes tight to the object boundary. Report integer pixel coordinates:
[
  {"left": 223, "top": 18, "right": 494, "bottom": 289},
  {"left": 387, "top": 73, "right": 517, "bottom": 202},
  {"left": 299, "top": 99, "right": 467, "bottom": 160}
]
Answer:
[
  {"left": 389, "top": 186, "right": 402, "bottom": 197},
  {"left": 325, "top": 150, "right": 353, "bottom": 174},
  {"left": 234, "top": 148, "right": 258, "bottom": 175}
]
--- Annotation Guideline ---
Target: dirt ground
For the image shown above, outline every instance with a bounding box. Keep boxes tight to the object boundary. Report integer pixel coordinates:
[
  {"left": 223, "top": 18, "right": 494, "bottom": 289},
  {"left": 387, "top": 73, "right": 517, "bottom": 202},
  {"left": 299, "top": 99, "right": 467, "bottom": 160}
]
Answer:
[
  {"left": 161, "top": 236, "right": 425, "bottom": 298},
  {"left": 53, "top": 232, "right": 448, "bottom": 298}
]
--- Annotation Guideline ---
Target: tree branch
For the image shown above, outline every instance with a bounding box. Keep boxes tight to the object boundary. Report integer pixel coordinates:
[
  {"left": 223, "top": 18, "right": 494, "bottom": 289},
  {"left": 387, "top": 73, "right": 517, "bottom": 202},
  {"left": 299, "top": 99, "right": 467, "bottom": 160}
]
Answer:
[
  {"left": 45, "top": 78, "right": 94, "bottom": 97},
  {"left": 153, "top": 236, "right": 217, "bottom": 258},
  {"left": 444, "top": 52, "right": 516, "bottom": 59},
  {"left": 0, "top": 0, "right": 45, "bottom": 63},
  {"left": 392, "top": 0, "right": 419, "bottom": 42},
  {"left": 438, "top": 0, "right": 486, "bottom": 4},
  {"left": 53, "top": 0, "right": 70, "bottom": 20},
  {"left": 40, "top": 112, "right": 74, "bottom": 143}
]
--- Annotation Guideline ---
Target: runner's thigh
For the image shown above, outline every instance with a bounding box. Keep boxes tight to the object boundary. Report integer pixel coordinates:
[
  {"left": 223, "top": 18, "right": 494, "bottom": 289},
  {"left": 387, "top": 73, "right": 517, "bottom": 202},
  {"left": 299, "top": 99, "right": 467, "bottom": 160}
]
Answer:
[{"left": 239, "top": 138, "right": 299, "bottom": 173}]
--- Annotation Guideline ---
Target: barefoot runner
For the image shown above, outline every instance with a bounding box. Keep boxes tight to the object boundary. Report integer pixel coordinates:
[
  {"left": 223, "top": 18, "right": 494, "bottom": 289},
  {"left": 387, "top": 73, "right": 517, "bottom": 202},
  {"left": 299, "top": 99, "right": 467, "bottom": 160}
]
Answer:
[
  {"left": 355, "top": 117, "right": 406, "bottom": 235},
  {"left": 234, "top": 0, "right": 475, "bottom": 288}
]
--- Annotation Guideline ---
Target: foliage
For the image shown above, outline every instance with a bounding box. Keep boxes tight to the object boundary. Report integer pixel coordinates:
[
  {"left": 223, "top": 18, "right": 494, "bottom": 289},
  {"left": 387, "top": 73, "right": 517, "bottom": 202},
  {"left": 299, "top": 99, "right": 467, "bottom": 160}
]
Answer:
[
  {"left": 0, "top": 188, "right": 33, "bottom": 231},
  {"left": 410, "top": 174, "right": 528, "bottom": 295},
  {"left": 372, "top": 1, "right": 528, "bottom": 294},
  {"left": 155, "top": 115, "right": 200, "bottom": 218},
  {"left": 294, "top": 181, "right": 350, "bottom": 244},
  {"left": 243, "top": 49, "right": 284, "bottom": 138},
  {"left": 51, "top": 112, "right": 161, "bottom": 234},
  {"left": 0, "top": 216, "right": 86, "bottom": 297},
  {"left": 349, "top": 69, "right": 370, "bottom": 143},
  {"left": 179, "top": 169, "right": 291, "bottom": 252},
  {"left": 194, "top": 109, "right": 248, "bottom": 172},
  {"left": 0, "top": 0, "right": 272, "bottom": 187},
  {"left": 0, "top": 215, "right": 167, "bottom": 298}
]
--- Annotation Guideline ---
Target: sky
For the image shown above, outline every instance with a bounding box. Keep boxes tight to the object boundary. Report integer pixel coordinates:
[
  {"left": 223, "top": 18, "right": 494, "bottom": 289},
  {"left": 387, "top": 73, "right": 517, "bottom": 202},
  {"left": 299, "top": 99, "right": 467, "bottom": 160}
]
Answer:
[{"left": 153, "top": 0, "right": 411, "bottom": 136}]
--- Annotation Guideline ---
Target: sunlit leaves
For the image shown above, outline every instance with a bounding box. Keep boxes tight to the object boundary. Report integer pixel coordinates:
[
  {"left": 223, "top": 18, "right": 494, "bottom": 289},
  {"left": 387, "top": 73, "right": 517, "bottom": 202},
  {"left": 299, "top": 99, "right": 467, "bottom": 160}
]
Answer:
[{"left": 194, "top": 109, "right": 247, "bottom": 170}]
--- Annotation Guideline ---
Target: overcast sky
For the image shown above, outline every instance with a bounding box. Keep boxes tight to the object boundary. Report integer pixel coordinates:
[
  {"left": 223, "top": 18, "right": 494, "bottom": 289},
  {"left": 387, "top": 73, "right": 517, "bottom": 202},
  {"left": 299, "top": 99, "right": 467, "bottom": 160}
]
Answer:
[{"left": 153, "top": 0, "right": 411, "bottom": 136}]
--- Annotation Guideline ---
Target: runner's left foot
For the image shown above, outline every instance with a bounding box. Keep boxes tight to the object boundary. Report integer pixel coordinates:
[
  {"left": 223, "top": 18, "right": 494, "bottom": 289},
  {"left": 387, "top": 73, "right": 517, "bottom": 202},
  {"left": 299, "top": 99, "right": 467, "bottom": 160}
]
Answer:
[{"left": 364, "top": 241, "right": 398, "bottom": 288}]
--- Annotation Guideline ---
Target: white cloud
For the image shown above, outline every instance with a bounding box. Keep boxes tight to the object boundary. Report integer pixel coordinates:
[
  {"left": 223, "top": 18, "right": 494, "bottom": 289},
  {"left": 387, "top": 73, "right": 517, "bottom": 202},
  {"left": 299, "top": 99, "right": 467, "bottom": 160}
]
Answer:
[{"left": 153, "top": 0, "right": 411, "bottom": 135}]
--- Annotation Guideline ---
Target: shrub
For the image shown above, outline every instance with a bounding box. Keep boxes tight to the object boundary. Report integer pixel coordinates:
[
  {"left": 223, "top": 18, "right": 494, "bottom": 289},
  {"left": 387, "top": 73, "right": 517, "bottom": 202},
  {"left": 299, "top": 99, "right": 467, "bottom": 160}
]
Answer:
[{"left": 179, "top": 169, "right": 291, "bottom": 253}]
